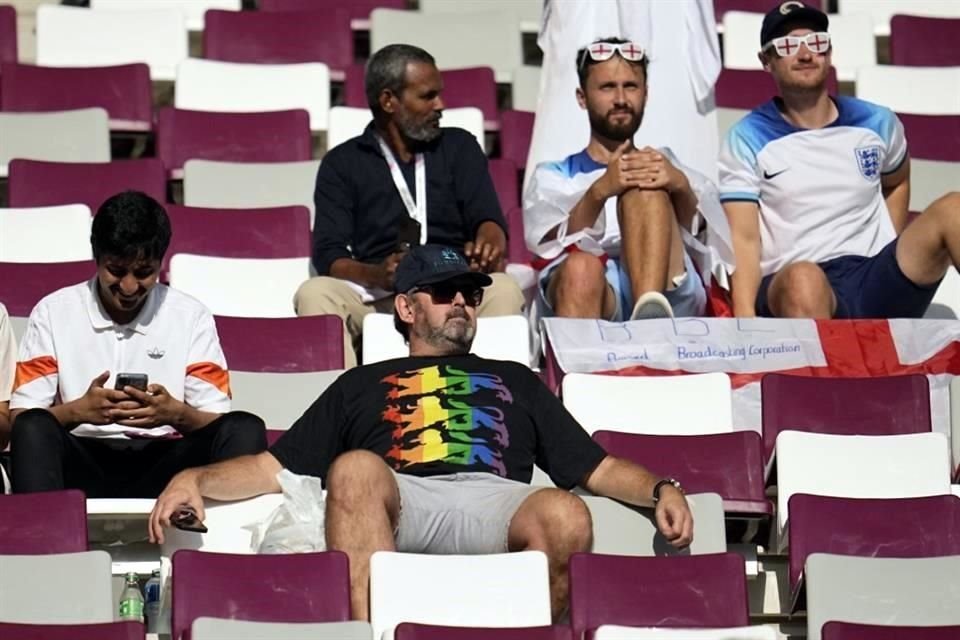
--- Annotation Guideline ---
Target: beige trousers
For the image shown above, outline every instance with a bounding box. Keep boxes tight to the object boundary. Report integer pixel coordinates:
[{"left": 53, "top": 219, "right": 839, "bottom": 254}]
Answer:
[{"left": 294, "top": 273, "right": 525, "bottom": 368}]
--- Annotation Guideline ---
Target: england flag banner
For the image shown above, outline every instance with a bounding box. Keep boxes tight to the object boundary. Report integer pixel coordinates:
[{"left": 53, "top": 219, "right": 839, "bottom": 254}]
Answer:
[{"left": 542, "top": 317, "right": 960, "bottom": 437}]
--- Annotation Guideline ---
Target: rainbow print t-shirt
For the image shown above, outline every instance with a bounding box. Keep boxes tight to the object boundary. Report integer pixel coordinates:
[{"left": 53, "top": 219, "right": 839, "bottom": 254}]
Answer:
[{"left": 268, "top": 354, "right": 608, "bottom": 489}]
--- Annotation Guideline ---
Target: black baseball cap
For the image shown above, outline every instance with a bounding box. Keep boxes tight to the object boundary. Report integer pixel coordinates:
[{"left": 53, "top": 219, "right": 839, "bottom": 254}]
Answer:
[
  {"left": 760, "top": 1, "right": 829, "bottom": 47},
  {"left": 394, "top": 244, "right": 493, "bottom": 294}
]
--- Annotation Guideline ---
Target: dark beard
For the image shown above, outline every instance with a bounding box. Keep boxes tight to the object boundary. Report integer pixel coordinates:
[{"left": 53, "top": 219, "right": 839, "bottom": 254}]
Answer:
[{"left": 588, "top": 107, "right": 643, "bottom": 142}]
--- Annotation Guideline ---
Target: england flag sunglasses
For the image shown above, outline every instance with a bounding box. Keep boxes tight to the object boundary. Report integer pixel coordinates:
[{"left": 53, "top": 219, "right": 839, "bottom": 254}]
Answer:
[
  {"left": 762, "top": 31, "right": 831, "bottom": 57},
  {"left": 578, "top": 41, "right": 646, "bottom": 71}
]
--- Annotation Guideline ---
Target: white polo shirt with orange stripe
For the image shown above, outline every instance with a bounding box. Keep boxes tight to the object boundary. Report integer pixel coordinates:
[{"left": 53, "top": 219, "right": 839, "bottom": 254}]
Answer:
[{"left": 11, "top": 278, "right": 231, "bottom": 439}]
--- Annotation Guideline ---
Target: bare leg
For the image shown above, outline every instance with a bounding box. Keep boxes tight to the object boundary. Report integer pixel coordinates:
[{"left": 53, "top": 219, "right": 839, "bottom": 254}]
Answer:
[
  {"left": 617, "top": 188, "right": 686, "bottom": 301},
  {"left": 547, "top": 252, "right": 617, "bottom": 319},
  {"left": 896, "top": 192, "right": 960, "bottom": 285},
  {"left": 507, "top": 489, "right": 593, "bottom": 619},
  {"left": 767, "top": 261, "right": 836, "bottom": 318},
  {"left": 324, "top": 450, "right": 400, "bottom": 620}
]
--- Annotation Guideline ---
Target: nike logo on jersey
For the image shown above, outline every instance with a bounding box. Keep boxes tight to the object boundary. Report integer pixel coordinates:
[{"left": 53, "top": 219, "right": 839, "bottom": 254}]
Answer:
[{"left": 763, "top": 168, "right": 789, "bottom": 179}]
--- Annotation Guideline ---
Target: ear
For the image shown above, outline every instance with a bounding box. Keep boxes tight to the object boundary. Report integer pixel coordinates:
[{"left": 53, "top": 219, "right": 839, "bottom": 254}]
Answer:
[
  {"left": 576, "top": 86, "right": 587, "bottom": 110},
  {"left": 379, "top": 89, "right": 397, "bottom": 115},
  {"left": 759, "top": 51, "right": 772, "bottom": 71},
  {"left": 395, "top": 293, "right": 416, "bottom": 324}
]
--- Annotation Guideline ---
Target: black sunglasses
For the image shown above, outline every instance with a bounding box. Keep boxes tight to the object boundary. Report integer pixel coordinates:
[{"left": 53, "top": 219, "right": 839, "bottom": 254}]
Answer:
[{"left": 410, "top": 282, "right": 484, "bottom": 307}]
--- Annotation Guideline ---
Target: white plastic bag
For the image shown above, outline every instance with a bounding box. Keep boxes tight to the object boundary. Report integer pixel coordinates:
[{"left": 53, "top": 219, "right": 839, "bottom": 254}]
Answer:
[{"left": 252, "top": 469, "right": 327, "bottom": 554}]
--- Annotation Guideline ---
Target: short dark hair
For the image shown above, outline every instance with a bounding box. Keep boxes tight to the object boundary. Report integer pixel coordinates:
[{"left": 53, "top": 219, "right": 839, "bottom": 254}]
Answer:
[
  {"left": 91, "top": 191, "right": 171, "bottom": 263},
  {"left": 365, "top": 44, "right": 436, "bottom": 114},
  {"left": 576, "top": 37, "right": 649, "bottom": 90}
]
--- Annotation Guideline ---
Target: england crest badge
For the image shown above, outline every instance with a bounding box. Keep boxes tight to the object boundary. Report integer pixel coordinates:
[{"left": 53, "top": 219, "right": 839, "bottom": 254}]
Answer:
[{"left": 854, "top": 146, "right": 880, "bottom": 180}]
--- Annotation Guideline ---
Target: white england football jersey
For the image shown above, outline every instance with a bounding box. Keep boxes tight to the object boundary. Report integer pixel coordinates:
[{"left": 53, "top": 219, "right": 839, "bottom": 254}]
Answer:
[{"left": 718, "top": 96, "right": 907, "bottom": 277}]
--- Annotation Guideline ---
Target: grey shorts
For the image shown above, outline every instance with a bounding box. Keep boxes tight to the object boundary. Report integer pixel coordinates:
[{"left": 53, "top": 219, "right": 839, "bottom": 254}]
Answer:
[{"left": 394, "top": 472, "right": 543, "bottom": 554}]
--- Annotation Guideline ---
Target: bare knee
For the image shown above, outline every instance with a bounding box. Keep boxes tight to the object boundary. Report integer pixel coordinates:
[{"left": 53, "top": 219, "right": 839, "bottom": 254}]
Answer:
[
  {"left": 326, "top": 450, "right": 398, "bottom": 515},
  {"left": 769, "top": 262, "right": 834, "bottom": 318},
  {"left": 618, "top": 186, "right": 670, "bottom": 214},
  {"left": 511, "top": 489, "right": 593, "bottom": 553},
  {"left": 926, "top": 191, "right": 960, "bottom": 223},
  {"left": 555, "top": 253, "right": 606, "bottom": 295}
]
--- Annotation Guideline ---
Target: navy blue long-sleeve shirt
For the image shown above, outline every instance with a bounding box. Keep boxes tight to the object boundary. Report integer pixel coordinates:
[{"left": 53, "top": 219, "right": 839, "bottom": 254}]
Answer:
[{"left": 311, "top": 122, "right": 507, "bottom": 275}]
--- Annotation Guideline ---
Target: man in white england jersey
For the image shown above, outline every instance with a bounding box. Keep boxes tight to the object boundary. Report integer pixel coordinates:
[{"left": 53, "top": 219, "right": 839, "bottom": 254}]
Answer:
[
  {"left": 720, "top": 1, "right": 960, "bottom": 318},
  {"left": 9, "top": 192, "right": 267, "bottom": 497},
  {"left": 524, "top": 37, "right": 712, "bottom": 321}
]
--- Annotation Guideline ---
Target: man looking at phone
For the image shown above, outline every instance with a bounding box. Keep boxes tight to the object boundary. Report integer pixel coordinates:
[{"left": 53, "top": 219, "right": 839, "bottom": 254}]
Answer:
[
  {"left": 151, "top": 244, "right": 693, "bottom": 622},
  {"left": 294, "top": 43, "right": 524, "bottom": 367},
  {"left": 9, "top": 191, "right": 267, "bottom": 498}
]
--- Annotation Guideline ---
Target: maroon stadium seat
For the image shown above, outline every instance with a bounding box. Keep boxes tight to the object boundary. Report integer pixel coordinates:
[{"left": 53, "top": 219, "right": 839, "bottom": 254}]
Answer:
[
  {"left": 0, "top": 5, "right": 17, "bottom": 65},
  {"left": 0, "top": 63, "right": 152, "bottom": 131},
  {"left": 715, "top": 67, "right": 839, "bottom": 110},
  {"left": 823, "top": 622, "right": 960, "bottom": 639},
  {"left": 890, "top": 16, "right": 960, "bottom": 67},
  {"left": 569, "top": 552, "right": 749, "bottom": 638},
  {"left": 258, "top": 0, "right": 407, "bottom": 23},
  {"left": 163, "top": 204, "right": 312, "bottom": 278},
  {"left": 8, "top": 159, "right": 166, "bottom": 213},
  {"left": 500, "top": 109, "right": 534, "bottom": 172},
  {"left": 760, "top": 373, "right": 931, "bottom": 464},
  {"left": 215, "top": 315, "right": 345, "bottom": 372},
  {"left": 156, "top": 107, "right": 312, "bottom": 178},
  {"left": 0, "top": 621, "right": 144, "bottom": 640},
  {"left": 593, "top": 430, "right": 771, "bottom": 516},
  {"left": 203, "top": 9, "right": 354, "bottom": 77},
  {"left": 172, "top": 549, "right": 350, "bottom": 640},
  {"left": 488, "top": 157, "right": 519, "bottom": 210},
  {"left": 0, "top": 261, "right": 96, "bottom": 317},
  {"left": 396, "top": 623, "right": 574, "bottom": 640},
  {"left": 0, "top": 490, "right": 88, "bottom": 554},
  {"left": 788, "top": 494, "right": 960, "bottom": 598},
  {"left": 343, "top": 62, "right": 368, "bottom": 107},
  {"left": 898, "top": 113, "right": 960, "bottom": 162}
]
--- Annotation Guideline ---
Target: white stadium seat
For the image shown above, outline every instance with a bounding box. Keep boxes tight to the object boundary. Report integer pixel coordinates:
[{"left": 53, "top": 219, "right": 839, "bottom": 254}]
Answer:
[
  {"left": 856, "top": 65, "right": 960, "bottom": 115},
  {"left": 775, "top": 431, "right": 952, "bottom": 547},
  {"left": 361, "top": 313, "right": 531, "bottom": 367},
  {"left": 370, "top": 8, "right": 523, "bottom": 83},
  {"left": 805, "top": 553, "right": 960, "bottom": 640},
  {"left": 593, "top": 625, "right": 777, "bottom": 639},
  {"left": 168, "top": 254, "right": 312, "bottom": 318},
  {"left": 91, "top": 0, "right": 241, "bottom": 32},
  {"left": 561, "top": 372, "right": 734, "bottom": 436},
  {"left": 370, "top": 550, "right": 550, "bottom": 640},
  {"left": 0, "top": 108, "right": 110, "bottom": 178},
  {"left": 0, "top": 205, "right": 93, "bottom": 263},
  {"left": 175, "top": 59, "right": 331, "bottom": 131},
  {"left": 37, "top": 5, "right": 187, "bottom": 82}
]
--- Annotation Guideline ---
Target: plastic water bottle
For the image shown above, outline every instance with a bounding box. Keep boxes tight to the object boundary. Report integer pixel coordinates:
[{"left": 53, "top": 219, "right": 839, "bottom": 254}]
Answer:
[
  {"left": 118, "top": 572, "right": 144, "bottom": 622},
  {"left": 144, "top": 569, "right": 161, "bottom": 632}
]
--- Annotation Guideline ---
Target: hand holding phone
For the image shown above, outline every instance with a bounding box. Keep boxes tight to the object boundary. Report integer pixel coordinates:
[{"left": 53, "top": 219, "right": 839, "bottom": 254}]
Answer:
[
  {"left": 171, "top": 505, "right": 208, "bottom": 533},
  {"left": 115, "top": 373, "right": 149, "bottom": 393}
]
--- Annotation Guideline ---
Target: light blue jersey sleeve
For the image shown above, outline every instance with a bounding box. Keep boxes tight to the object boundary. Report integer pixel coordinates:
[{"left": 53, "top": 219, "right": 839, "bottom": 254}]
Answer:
[{"left": 718, "top": 118, "right": 763, "bottom": 203}]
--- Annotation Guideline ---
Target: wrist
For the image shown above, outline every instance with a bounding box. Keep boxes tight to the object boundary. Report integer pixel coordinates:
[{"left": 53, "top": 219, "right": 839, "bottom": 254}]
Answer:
[{"left": 652, "top": 477, "right": 683, "bottom": 505}]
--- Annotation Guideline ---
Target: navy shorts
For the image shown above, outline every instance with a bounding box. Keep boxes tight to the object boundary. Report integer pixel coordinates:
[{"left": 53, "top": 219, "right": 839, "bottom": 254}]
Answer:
[{"left": 756, "top": 239, "right": 940, "bottom": 319}]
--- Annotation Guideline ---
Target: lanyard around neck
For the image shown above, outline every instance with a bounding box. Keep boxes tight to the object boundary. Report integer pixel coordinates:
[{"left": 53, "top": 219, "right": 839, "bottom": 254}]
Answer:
[{"left": 377, "top": 136, "right": 428, "bottom": 245}]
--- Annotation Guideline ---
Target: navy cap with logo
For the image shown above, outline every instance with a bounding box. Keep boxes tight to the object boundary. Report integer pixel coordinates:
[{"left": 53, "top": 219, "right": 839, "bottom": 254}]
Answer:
[
  {"left": 760, "top": 1, "right": 829, "bottom": 47},
  {"left": 393, "top": 244, "right": 493, "bottom": 294}
]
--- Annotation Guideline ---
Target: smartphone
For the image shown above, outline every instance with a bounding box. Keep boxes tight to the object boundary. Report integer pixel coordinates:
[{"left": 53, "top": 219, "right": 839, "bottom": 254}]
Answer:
[
  {"left": 171, "top": 506, "right": 208, "bottom": 533},
  {"left": 396, "top": 216, "right": 422, "bottom": 252},
  {"left": 115, "top": 373, "right": 148, "bottom": 392}
]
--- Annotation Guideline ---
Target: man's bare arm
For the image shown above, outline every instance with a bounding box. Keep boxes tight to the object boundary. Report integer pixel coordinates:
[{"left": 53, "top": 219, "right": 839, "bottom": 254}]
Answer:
[
  {"left": 148, "top": 451, "right": 283, "bottom": 544},
  {"left": 725, "top": 200, "right": 763, "bottom": 318},
  {"left": 882, "top": 157, "right": 911, "bottom": 234}
]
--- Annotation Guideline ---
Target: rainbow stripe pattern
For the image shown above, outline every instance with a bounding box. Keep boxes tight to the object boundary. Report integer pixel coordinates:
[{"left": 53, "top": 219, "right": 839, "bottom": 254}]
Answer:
[{"left": 383, "top": 365, "right": 513, "bottom": 475}]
